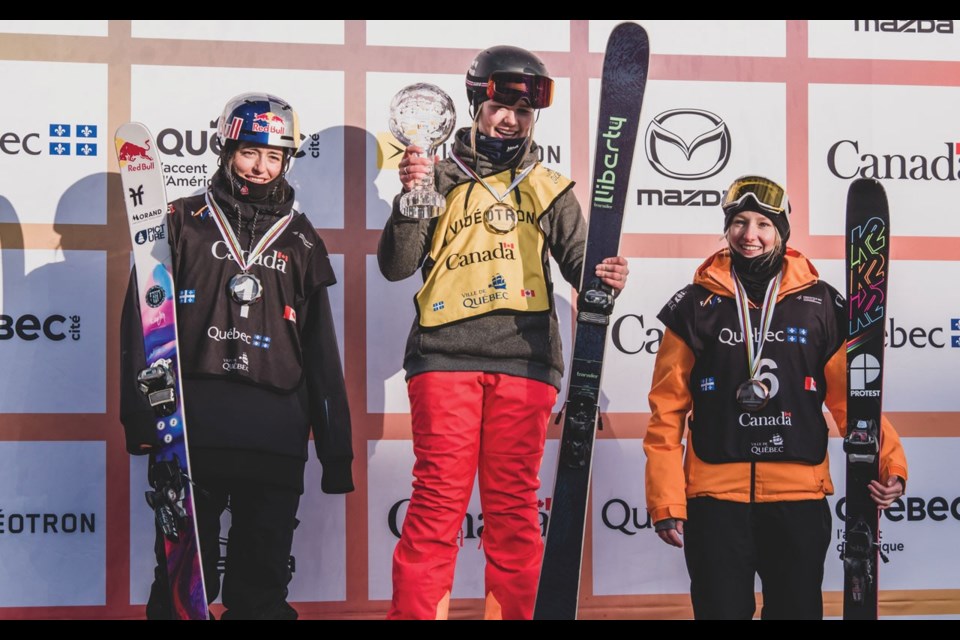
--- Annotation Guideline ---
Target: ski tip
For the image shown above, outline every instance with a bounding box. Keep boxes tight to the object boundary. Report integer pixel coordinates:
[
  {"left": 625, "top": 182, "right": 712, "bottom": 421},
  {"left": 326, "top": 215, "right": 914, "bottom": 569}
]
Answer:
[
  {"left": 610, "top": 21, "right": 648, "bottom": 38},
  {"left": 602, "top": 22, "right": 650, "bottom": 83},
  {"left": 845, "top": 177, "right": 890, "bottom": 232},
  {"left": 115, "top": 121, "right": 152, "bottom": 138},
  {"left": 845, "top": 178, "right": 889, "bottom": 215},
  {"left": 847, "top": 177, "right": 886, "bottom": 198},
  {"left": 115, "top": 122, "right": 159, "bottom": 165},
  {"left": 608, "top": 21, "right": 650, "bottom": 50}
]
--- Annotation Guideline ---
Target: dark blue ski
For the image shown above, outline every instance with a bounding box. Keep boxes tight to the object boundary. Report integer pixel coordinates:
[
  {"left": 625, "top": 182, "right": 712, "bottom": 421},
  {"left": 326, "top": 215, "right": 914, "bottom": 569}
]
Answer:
[{"left": 534, "top": 22, "right": 649, "bottom": 620}]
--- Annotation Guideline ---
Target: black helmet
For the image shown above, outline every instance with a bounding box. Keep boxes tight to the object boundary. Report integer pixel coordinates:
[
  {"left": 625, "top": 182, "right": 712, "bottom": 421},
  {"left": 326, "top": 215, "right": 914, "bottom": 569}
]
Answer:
[{"left": 465, "top": 45, "right": 554, "bottom": 113}]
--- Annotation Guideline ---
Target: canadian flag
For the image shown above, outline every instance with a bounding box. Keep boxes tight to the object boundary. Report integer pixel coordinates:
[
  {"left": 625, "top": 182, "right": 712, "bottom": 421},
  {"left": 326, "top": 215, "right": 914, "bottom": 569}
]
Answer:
[
  {"left": 804, "top": 377, "right": 817, "bottom": 392},
  {"left": 284, "top": 305, "right": 297, "bottom": 322},
  {"left": 521, "top": 289, "right": 535, "bottom": 297},
  {"left": 276, "top": 250, "right": 289, "bottom": 262}
]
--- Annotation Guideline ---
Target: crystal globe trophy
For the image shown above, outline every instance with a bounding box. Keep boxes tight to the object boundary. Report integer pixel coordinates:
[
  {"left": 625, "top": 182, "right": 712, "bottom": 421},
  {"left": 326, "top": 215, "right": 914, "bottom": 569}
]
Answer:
[{"left": 388, "top": 83, "right": 457, "bottom": 219}]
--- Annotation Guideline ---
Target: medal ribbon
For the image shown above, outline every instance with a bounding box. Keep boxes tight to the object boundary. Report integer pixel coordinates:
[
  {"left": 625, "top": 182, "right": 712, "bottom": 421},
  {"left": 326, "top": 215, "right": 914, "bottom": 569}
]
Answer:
[
  {"left": 450, "top": 151, "right": 536, "bottom": 204},
  {"left": 731, "top": 265, "right": 782, "bottom": 381},
  {"left": 206, "top": 192, "right": 293, "bottom": 272}
]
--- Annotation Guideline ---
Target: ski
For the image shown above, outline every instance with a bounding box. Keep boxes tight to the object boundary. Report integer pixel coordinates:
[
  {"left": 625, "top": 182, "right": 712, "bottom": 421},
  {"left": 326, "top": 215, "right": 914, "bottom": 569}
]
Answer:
[
  {"left": 116, "top": 123, "right": 208, "bottom": 619},
  {"left": 534, "top": 22, "right": 649, "bottom": 620},
  {"left": 841, "top": 177, "right": 890, "bottom": 620}
]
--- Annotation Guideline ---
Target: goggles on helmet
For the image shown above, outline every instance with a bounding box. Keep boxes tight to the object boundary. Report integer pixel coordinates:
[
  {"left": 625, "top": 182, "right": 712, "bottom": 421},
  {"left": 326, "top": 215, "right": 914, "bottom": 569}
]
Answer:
[
  {"left": 469, "top": 72, "right": 554, "bottom": 109},
  {"left": 721, "top": 175, "right": 790, "bottom": 216}
]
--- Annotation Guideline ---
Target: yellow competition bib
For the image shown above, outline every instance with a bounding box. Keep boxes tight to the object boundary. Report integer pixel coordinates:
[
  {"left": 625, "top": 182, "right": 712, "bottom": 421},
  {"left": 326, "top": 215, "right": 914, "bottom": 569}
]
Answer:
[{"left": 416, "top": 164, "right": 572, "bottom": 328}]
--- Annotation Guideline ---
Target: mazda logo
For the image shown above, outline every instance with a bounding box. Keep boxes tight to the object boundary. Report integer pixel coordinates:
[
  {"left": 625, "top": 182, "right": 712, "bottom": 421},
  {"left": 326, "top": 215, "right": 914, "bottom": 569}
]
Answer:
[{"left": 645, "top": 108, "right": 731, "bottom": 180}]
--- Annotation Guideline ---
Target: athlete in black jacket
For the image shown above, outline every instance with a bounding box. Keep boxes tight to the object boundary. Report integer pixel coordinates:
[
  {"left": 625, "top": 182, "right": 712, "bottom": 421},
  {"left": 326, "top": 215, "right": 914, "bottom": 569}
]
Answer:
[{"left": 120, "top": 92, "right": 353, "bottom": 619}]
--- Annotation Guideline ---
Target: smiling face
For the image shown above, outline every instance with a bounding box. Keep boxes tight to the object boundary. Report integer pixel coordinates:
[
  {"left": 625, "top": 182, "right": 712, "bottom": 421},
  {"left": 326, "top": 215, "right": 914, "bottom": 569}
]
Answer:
[
  {"left": 476, "top": 98, "right": 535, "bottom": 139},
  {"left": 230, "top": 143, "right": 285, "bottom": 184},
  {"left": 725, "top": 210, "right": 780, "bottom": 259}
]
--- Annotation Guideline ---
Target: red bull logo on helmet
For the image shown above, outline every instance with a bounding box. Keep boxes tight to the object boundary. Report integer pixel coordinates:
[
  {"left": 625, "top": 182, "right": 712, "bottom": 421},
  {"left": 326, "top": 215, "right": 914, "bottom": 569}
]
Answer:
[{"left": 252, "top": 111, "right": 286, "bottom": 135}]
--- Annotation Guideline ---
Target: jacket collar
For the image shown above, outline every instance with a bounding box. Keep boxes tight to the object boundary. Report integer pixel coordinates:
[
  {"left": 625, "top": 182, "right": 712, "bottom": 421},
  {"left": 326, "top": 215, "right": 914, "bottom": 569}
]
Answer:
[
  {"left": 440, "top": 126, "right": 541, "bottom": 185},
  {"left": 694, "top": 247, "right": 821, "bottom": 303}
]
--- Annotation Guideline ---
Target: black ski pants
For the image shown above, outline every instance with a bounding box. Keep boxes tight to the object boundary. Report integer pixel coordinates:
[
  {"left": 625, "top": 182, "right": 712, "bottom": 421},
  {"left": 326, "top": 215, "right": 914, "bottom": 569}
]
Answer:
[
  {"left": 683, "top": 496, "right": 832, "bottom": 620},
  {"left": 147, "top": 477, "right": 301, "bottom": 620}
]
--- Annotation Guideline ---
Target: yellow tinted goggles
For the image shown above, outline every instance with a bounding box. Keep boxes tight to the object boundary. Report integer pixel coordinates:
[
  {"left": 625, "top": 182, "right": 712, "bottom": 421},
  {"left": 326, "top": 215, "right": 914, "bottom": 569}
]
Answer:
[{"left": 721, "top": 176, "right": 789, "bottom": 216}]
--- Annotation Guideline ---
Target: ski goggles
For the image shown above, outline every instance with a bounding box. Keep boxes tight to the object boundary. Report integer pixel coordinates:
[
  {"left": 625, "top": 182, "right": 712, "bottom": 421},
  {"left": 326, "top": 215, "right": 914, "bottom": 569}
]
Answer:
[
  {"left": 481, "top": 72, "right": 554, "bottom": 109},
  {"left": 721, "top": 175, "right": 790, "bottom": 216}
]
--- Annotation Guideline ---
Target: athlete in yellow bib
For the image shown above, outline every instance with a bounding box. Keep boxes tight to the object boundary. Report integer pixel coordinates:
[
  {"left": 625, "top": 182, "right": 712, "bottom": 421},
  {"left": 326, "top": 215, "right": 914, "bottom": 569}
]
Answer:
[
  {"left": 378, "top": 45, "right": 629, "bottom": 620},
  {"left": 416, "top": 163, "right": 570, "bottom": 326}
]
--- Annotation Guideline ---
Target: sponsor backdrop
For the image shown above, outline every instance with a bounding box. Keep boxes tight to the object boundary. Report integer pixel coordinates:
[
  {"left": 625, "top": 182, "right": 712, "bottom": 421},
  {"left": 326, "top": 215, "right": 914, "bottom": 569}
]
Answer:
[{"left": 0, "top": 19, "right": 956, "bottom": 619}]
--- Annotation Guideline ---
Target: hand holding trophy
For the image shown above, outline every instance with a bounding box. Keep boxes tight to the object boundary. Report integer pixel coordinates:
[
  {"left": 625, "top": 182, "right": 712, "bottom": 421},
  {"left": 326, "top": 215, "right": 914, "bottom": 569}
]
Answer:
[{"left": 389, "top": 83, "right": 457, "bottom": 219}]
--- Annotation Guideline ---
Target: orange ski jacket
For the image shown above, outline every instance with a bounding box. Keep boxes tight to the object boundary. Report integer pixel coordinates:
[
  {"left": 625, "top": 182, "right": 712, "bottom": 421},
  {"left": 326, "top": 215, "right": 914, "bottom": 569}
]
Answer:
[{"left": 643, "top": 248, "right": 908, "bottom": 524}]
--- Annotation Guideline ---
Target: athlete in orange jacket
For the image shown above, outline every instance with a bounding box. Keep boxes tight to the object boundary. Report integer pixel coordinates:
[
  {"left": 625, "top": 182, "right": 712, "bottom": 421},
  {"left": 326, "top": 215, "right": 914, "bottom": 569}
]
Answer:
[{"left": 643, "top": 175, "right": 907, "bottom": 619}]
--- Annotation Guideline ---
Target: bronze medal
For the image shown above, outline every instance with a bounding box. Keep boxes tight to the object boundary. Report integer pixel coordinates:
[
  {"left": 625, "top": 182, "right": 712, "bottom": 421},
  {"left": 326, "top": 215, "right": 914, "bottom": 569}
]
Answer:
[{"left": 736, "top": 378, "right": 770, "bottom": 412}]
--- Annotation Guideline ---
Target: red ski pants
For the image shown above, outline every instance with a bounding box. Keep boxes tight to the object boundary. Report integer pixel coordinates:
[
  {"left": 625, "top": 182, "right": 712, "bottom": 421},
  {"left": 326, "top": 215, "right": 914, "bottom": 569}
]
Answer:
[{"left": 387, "top": 371, "right": 557, "bottom": 620}]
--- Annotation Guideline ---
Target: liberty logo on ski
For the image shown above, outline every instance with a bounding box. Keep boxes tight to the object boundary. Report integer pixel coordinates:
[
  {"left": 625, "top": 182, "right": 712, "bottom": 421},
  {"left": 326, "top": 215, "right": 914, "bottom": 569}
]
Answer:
[{"left": 593, "top": 116, "right": 628, "bottom": 208}]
